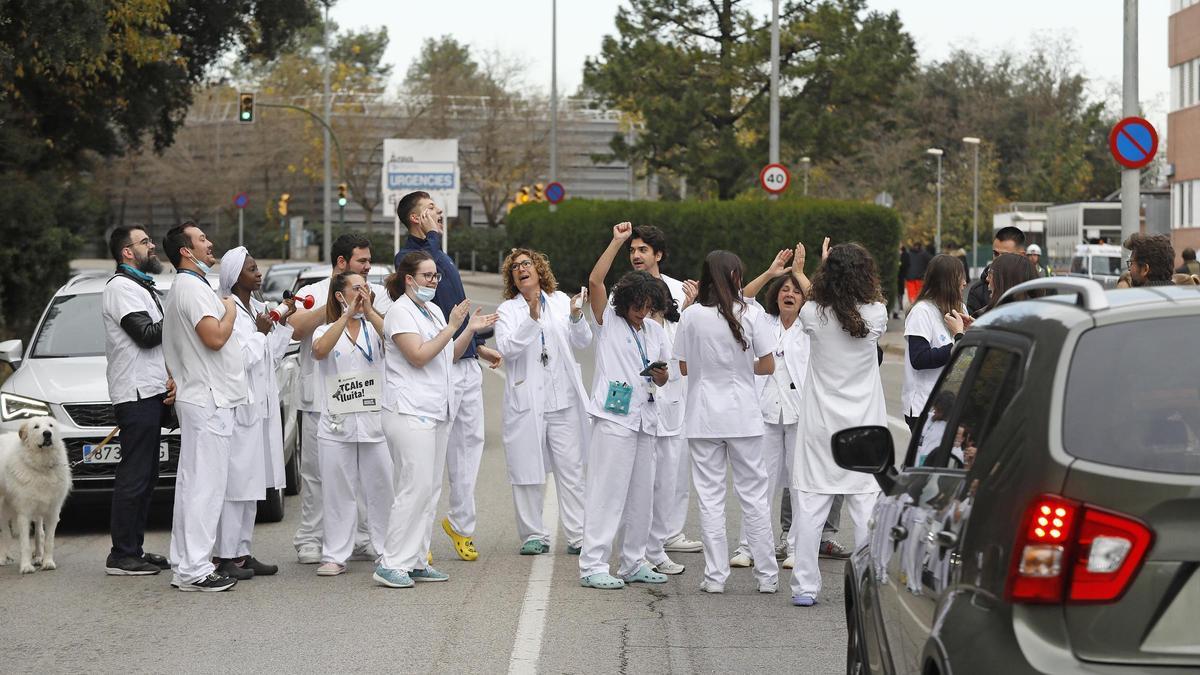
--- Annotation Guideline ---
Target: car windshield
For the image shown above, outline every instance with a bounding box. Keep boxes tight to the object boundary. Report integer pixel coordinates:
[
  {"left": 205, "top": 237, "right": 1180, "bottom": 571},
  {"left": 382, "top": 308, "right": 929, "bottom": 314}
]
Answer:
[
  {"left": 1090, "top": 256, "right": 1121, "bottom": 276},
  {"left": 31, "top": 293, "right": 106, "bottom": 358},
  {"left": 1064, "top": 317, "right": 1200, "bottom": 474}
]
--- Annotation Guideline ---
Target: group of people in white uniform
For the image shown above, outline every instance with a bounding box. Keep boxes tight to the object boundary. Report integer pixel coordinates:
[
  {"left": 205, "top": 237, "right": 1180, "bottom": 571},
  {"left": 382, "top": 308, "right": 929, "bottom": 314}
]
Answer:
[{"left": 156, "top": 190, "right": 900, "bottom": 607}]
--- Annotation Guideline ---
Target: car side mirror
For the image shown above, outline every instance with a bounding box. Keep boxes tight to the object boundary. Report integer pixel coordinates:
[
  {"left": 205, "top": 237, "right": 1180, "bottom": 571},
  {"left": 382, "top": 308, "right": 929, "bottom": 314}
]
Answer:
[
  {"left": 0, "top": 339, "right": 23, "bottom": 369},
  {"left": 833, "top": 425, "right": 898, "bottom": 492}
]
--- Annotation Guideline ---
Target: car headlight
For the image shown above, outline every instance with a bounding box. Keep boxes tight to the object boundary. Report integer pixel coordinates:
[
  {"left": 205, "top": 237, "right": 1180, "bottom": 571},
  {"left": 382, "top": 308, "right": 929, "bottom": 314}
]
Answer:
[{"left": 0, "top": 392, "right": 52, "bottom": 421}]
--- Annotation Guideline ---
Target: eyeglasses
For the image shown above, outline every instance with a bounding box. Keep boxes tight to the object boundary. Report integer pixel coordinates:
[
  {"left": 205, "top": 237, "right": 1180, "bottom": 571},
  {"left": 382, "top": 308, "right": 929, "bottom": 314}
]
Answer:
[
  {"left": 1124, "top": 258, "right": 1138, "bottom": 271},
  {"left": 510, "top": 260, "right": 535, "bottom": 271},
  {"left": 416, "top": 272, "right": 442, "bottom": 282},
  {"left": 130, "top": 237, "right": 153, "bottom": 248}
]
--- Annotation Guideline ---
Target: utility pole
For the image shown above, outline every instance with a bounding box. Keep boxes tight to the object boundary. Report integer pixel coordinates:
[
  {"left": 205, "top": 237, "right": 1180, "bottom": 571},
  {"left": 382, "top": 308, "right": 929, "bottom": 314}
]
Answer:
[
  {"left": 927, "top": 148, "right": 944, "bottom": 252},
  {"left": 322, "top": 1, "right": 332, "bottom": 262},
  {"left": 1121, "top": 0, "right": 1140, "bottom": 247},
  {"left": 964, "top": 137, "right": 981, "bottom": 272},
  {"left": 768, "top": 0, "right": 781, "bottom": 201},
  {"left": 549, "top": 0, "right": 558, "bottom": 213}
]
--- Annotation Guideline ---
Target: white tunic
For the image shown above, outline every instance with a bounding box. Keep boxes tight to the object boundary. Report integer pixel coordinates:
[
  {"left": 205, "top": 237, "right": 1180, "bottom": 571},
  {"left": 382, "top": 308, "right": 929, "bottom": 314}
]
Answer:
[
  {"left": 793, "top": 301, "right": 888, "bottom": 494},
  {"left": 295, "top": 277, "right": 392, "bottom": 413},
  {"left": 162, "top": 271, "right": 248, "bottom": 410},
  {"left": 102, "top": 274, "right": 168, "bottom": 404},
  {"left": 589, "top": 304, "right": 671, "bottom": 434},
  {"left": 313, "top": 320, "right": 385, "bottom": 442},
  {"left": 755, "top": 311, "right": 810, "bottom": 426},
  {"left": 900, "top": 300, "right": 960, "bottom": 418},
  {"left": 495, "top": 291, "right": 593, "bottom": 485},
  {"left": 229, "top": 297, "right": 293, "bottom": 495},
  {"left": 673, "top": 302, "right": 774, "bottom": 439},
  {"left": 382, "top": 294, "right": 457, "bottom": 422}
]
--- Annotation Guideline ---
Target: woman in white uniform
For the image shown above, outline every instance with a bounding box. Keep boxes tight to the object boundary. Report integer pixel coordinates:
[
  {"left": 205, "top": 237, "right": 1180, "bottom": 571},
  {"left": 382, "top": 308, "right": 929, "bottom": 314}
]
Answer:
[
  {"left": 674, "top": 250, "right": 779, "bottom": 594},
  {"left": 730, "top": 246, "right": 810, "bottom": 571},
  {"left": 375, "top": 251, "right": 497, "bottom": 588},
  {"left": 495, "top": 248, "right": 591, "bottom": 556},
  {"left": 212, "top": 247, "right": 294, "bottom": 579},
  {"left": 901, "top": 254, "right": 967, "bottom": 429},
  {"left": 579, "top": 222, "right": 673, "bottom": 590},
  {"left": 790, "top": 242, "right": 887, "bottom": 607},
  {"left": 310, "top": 271, "right": 392, "bottom": 577}
]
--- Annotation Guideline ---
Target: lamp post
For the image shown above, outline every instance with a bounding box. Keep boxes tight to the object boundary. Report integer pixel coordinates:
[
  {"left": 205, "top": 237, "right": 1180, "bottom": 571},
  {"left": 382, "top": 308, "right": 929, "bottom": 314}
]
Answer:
[
  {"left": 549, "top": 0, "right": 558, "bottom": 213},
  {"left": 321, "top": 0, "right": 332, "bottom": 262},
  {"left": 800, "top": 156, "right": 811, "bottom": 196},
  {"left": 927, "top": 148, "right": 944, "bottom": 252},
  {"left": 768, "top": 0, "right": 780, "bottom": 201},
  {"left": 963, "top": 137, "right": 981, "bottom": 273}
]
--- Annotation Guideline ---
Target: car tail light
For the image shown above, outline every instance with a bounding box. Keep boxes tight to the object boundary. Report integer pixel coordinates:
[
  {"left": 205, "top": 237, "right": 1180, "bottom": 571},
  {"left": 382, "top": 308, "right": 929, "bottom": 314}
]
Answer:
[{"left": 1006, "top": 495, "right": 1154, "bottom": 604}]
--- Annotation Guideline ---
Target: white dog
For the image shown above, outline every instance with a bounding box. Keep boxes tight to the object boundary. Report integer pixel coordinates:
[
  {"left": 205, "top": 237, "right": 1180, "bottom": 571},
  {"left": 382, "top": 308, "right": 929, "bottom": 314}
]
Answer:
[{"left": 0, "top": 416, "right": 71, "bottom": 573}]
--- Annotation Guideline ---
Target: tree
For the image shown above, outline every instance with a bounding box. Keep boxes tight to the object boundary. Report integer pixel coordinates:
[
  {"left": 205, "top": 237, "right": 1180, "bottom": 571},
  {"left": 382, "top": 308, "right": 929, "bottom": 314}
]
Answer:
[{"left": 583, "top": 0, "right": 915, "bottom": 199}]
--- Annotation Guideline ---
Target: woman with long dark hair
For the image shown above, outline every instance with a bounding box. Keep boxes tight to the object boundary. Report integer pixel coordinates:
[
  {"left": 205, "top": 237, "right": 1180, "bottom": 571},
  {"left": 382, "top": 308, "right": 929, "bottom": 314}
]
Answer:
[
  {"left": 790, "top": 242, "right": 887, "bottom": 607},
  {"left": 977, "top": 253, "right": 1039, "bottom": 316},
  {"left": 901, "top": 254, "right": 967, "bottom": 429},
  {"left": 674, "top": 250, "right": 780, "bottom": 594}
]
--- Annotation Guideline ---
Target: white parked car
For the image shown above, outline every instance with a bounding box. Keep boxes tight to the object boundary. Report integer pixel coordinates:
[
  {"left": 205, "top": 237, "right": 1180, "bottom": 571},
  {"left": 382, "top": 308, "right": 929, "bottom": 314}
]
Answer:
[{"left": 0, "top": 270, "right": 301, "bottom": 521}]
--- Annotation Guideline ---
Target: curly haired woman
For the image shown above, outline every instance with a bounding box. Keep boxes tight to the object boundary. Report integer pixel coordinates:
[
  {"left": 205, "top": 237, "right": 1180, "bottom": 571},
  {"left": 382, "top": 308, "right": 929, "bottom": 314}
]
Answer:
[{"left": 789, "top": 242, "right": 888, "bottom": 607}]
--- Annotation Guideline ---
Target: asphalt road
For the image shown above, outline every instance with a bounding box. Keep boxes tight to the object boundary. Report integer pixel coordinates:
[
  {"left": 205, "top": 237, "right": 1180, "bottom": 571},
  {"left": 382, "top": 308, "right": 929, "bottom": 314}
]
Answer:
[{"left": 1, "top": 277, "right": 911, "bottom": 674}]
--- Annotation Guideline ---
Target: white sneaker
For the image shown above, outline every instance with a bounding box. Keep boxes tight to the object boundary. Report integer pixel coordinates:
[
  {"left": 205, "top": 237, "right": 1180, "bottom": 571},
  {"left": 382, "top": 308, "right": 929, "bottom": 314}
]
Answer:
[
  {"left": 350, "top": 544, "right": 379, "bottom": 562},
  {"left": 700, "top": 580, "right": 725, "bottom": 594},
  {"left": 782, "top": 555, "right": 795, "bottom": 569},
  {"left": 297, "top": 544, "right": 321, "bottom": 565},
  {"left": 316, "top": 562, "right": 346, "bottom": 576},
  {"left": 758, "top": 580, "right": 778, "bottom": 594},
  {"left": 651, "top": 558, "right": 685, "bottom": 575},
  {"left": 663, "top": 534, "right": 704, "bottom": 553},
  {"left": 729, "top": 552, "right": 753, "bottom": 568}
]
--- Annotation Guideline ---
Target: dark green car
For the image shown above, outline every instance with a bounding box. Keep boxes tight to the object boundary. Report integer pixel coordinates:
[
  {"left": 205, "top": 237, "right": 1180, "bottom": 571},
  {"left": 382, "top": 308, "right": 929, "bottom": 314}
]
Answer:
[{"left": 834, "top": 278, "right": 1200, "bottom": 674}]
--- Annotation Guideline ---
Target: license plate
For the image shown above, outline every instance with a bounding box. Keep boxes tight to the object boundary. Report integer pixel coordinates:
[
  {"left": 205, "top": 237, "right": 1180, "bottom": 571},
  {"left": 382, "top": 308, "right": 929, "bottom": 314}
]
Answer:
[{"left": 82, "top": 442, "right": 169, "bottom": 464}]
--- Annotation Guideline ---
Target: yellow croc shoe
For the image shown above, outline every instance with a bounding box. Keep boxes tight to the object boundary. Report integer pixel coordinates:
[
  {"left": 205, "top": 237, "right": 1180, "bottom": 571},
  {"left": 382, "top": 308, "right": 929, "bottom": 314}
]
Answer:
[{"left": 442, "top": 518, "right": 479, "bottom": 561}]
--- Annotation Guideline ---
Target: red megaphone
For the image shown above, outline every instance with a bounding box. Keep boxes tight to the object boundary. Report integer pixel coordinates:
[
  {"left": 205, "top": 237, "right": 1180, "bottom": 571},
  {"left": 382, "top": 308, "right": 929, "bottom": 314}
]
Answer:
[{"left": 284, "top": 290, "right": 315, "bottom": 309}]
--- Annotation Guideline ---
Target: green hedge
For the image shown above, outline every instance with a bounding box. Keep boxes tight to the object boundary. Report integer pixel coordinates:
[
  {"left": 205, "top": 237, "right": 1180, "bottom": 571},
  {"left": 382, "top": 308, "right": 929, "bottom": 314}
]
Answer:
[
  {"left": 506, "top": 199, "right": 902, "bottom": 304},
  {"left": 445, "top": 226, "right": 510, "bottom": 273}
]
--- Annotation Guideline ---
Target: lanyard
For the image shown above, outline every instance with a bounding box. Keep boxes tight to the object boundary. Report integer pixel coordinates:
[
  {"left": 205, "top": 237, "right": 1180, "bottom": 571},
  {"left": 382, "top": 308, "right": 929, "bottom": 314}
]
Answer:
[
  {"left": 538, "top": 293, "right": 549, "bottom": 366},
  {"left": 347, "top": 319, "right": 374, "bottom": 363},
  {"left": 234, "top": 297, "right": 256, "bottom": 322},
  {"left": 626, "top": 320, "right": 650, "bottom": 380},
  {"left": 178, "top": 269, "right": 207, "bottom": 284},
  {"left": 415, "top": 301, "right": 436, "bottom": 324}
]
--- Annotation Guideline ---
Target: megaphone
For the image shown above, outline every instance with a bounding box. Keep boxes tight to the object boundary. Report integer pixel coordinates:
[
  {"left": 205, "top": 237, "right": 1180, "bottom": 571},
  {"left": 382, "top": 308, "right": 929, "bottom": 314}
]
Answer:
[{"left": 284, "top": 290, "right": 315, "bottom": 309}]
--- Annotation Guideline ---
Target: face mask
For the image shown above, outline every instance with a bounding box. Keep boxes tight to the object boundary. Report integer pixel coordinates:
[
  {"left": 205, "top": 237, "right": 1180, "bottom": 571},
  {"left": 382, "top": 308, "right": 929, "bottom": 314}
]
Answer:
[
  {"left": 339, "top": 297, "right": 364, "bottom": 319},
  {"left": 187, "top": 250, "right": 211, "bottom": 275},
  {"left": 414, "top": 285, "right": 437, "bottom": 303}
]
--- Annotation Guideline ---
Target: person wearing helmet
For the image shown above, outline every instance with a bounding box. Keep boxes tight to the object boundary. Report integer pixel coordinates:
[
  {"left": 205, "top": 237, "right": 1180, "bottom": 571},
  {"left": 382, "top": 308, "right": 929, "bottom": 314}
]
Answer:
[{"left": 1025, "top": 244, "right": 1052, "bottom": 278}]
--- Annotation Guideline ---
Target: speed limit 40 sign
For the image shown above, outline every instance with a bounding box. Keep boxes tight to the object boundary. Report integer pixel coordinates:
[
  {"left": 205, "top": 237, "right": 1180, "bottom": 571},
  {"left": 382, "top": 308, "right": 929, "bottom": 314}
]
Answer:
[{"left": 760, "top": 163, "right": 790, "bottom": 194}]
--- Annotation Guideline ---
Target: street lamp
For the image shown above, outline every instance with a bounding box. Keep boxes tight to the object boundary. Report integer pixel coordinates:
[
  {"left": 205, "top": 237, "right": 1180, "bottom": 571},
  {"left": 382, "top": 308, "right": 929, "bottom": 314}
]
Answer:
[
  {"left": 963, "top": 137, "right": 981, "bottom": 274},
  {"left": 927, "top": 148, "right": 944, "bottom": 252},
  {"left": 800, "top": 156, "right": 811, "bottom": 196}
]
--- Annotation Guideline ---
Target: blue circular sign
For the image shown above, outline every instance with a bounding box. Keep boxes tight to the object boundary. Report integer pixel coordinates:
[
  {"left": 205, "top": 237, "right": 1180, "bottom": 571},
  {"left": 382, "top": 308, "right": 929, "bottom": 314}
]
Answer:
[
  {"left": 233, "top": 192, "right": 249, "bottom": 209},
  {"left": 545, "top": 181, "right": 565, "bottom": 204},
  {"left": 1108, "top": 117, "right": 1158, "bottom": 170}
]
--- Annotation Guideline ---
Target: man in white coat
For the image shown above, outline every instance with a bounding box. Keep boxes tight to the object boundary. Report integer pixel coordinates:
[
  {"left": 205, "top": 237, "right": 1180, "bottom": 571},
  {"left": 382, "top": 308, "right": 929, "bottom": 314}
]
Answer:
[
  {"left": 288, "top": 233, "right": 392, "bottom": 564},
  {"left": 161, "top": 221, "right": 248, "bottom": 592},
  {"left": 212, "top": 247, "right": 294, "bottom": 579},
  {"left": 494, "top": 249, "right": 591, "bottom": 555}
]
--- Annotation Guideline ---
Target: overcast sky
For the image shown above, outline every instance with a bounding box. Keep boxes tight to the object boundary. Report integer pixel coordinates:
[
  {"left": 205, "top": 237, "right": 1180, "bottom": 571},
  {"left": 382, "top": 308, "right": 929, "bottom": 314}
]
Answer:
[{"left": 331, "top": 0, "right": 1171, "bottom": 122}]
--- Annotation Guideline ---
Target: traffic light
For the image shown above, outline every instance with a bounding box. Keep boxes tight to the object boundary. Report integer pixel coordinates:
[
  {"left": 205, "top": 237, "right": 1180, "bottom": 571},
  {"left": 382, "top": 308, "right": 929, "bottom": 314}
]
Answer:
[
  {"left": 337, "top": 183, "right": 348, "bottom": 208},
  {"left": 278, "top": 193, "right": 290, "bottom": 216},
  {"left": 516, "top": 186, "right": 531, "bottom": 205},
  {"left": 238, "top": 92, "right": 255, "bottom": 124},
  {"left": 533, "top": 183, "right": 546, "bottom": 202}
]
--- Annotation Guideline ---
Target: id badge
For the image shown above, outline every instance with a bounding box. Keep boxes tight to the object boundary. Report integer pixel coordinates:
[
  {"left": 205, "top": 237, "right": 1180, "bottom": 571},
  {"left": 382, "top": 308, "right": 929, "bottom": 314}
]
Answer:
[{"left": 604, "top": 380, "right": 633, "bottom": 415}]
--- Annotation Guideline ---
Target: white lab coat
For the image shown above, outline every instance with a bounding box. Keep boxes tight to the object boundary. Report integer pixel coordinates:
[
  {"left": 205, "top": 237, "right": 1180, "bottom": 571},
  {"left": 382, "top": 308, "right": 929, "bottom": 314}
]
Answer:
[
  {"left": 226, "top": 297, "right": 293, "bottom": 500},
  {"left": 495, "top": 291, "right": 593, "bottom": 485}
]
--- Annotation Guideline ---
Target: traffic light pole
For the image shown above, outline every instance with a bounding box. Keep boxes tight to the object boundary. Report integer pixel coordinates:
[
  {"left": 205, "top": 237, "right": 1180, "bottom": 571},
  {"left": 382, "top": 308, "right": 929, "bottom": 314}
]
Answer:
[{"left": 549, "top": 0, "right": 558, "bottom": 214}]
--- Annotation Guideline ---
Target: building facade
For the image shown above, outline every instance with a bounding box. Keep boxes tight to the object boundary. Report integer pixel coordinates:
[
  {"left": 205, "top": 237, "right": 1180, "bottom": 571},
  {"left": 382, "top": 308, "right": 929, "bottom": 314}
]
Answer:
[{"left": 1169, "top": 0, "right": 1200, "bottom": 259}]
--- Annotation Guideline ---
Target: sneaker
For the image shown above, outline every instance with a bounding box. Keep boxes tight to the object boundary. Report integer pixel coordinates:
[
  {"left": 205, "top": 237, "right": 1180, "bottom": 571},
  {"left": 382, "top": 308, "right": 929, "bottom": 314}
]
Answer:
[
  {"left": 142, "top": 552, "right": 170, "bottom": 570},
  {"left": 215, "top": 558, "right": 254, "bottom": 580},
  {"left": 819, "top": 540, "right": 850, "bottom": 559},
  {"left": 350, "top": 544, "right": 379, "bottom": 562},
  {"left": 237, "top": 555, "right": 278, "bottom": 576},
  {"left": 442, "top": 518, "right": 479, "bottom": 562},
  {"left": 316, "top": 562, "right": 346, "bottom": 576},
  {"left": 792, "top": 594, "right": 817, "bottom": 607},
  {"left": 373, "top": 566, "right": 413, "bottom": 588},
  {"left": 774, "top": 543, "right": 789, "bottom": 560},
  {"left": 699, "top": 580, "right": 725, "bottom": 594},
  {"left": 663, "top": 534, "right": 703, "bottom": 553},
  {"left": 758, "top": 580, "right": 779, "bottom": 594},
  {"left": 782, "top": 555, "right": 795, "bottom": 569},
  {"left": 172, "top": 572, "right": 236, "bottom": 592},
  {"left": 105, "top": 555, "right": 161, "bottom": 576},
  {"left": 623, "top": 564, "right": 668, "bottom": 584},
  {"left": 566, "top": 544, "right": 582, "bottom": 555},
  {"left": 729, "top": 552, "right": 753, "bottom": 568},
  {"left": 651, "top": 558, "right": 685, "bottom": 575},
  {"left": 296, "top": 544, "right": 321, "bottom": 564},
  {"left": 410, "top": 566, "right": 449, "bottom": 582}
]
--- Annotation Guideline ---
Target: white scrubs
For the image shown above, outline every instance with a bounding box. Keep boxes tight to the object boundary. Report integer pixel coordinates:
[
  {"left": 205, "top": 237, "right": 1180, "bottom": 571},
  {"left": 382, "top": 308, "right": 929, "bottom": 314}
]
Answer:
[
  {"left": 292, "top": 278, "right": 391, "bottom": 555},
  {"left": 790, "top": 301, "right": 888, "bottom": 600},
  {"left": 380, "top": 294, "right": 459, "bottom": 573},
  {"left": 578, "top": 304, "right": 672, "bottom": 580},
  {"left": 673, "top": 301, "right": 779, "bottom": 590},
  {"left": 495, "top": 291, "right": 592, "bottom": 549},
  {"left": 445, "top": 357, "right": 484, "bottom": 538},
  {"left": 658, "top": 274, "right": 693, "bottom": 542},
  {"left": 313, "top": 320, "right": 393, "bottom": 565},
  {"left": 162, "top": 271, "right": 249, "bottom": 585},
  {"left": 900, "top": 300, "right": 960, "bottom": 418},
  {"left": 645, "top": 318, "right": 685, "bottom": 567}
]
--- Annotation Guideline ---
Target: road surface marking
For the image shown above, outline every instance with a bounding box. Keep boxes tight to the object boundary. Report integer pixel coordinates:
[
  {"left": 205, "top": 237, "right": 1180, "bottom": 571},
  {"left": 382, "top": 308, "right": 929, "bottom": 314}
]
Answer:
[{"left": 507, "top": 479, "right": 559, "bottom": 674}]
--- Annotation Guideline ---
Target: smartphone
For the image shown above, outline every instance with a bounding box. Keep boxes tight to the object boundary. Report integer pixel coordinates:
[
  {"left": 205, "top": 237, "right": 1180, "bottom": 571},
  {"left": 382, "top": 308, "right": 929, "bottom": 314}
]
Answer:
[
  {"left": 639, "top": 361, "right": 668, "bottom": 377},
  {"left": 574, "top": 286, "right": 587, "bottom": 309}
]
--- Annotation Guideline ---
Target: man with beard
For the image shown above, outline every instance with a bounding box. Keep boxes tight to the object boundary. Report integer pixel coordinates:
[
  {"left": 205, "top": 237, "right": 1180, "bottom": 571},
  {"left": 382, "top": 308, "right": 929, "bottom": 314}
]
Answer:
[
  {"left": 102, "top": 226, "right": 176, "bottom": 576},
  {"left": 1124, "top": 233, "right": 1176, "bottom": 287}
]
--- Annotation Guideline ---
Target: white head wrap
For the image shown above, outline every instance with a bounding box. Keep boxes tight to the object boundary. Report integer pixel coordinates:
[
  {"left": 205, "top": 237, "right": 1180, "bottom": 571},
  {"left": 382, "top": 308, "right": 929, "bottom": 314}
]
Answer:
[{"left": 218, "top": 246, "right": 249, "bottom": 298}]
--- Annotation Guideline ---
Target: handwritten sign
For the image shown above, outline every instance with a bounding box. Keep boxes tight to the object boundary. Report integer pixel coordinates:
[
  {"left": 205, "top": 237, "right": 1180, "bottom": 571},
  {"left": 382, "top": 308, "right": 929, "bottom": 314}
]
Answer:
[{"left": 326, "top": 371, "right": 382, "bottom": 416}]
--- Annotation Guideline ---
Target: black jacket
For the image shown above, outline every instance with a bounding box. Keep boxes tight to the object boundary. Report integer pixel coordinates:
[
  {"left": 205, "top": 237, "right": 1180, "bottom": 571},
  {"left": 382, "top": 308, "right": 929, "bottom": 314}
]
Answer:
[
  {"left": 966, "top": 263, "right": 991, "bottom": 316},
  {"left": 109, "top": 270, "right": 164, "bottom": 348}
]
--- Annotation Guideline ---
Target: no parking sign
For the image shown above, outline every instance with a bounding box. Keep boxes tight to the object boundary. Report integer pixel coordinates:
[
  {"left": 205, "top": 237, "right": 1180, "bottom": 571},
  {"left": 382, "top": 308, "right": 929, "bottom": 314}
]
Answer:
[{"left": 1108, "top": 117, "right": 1158, "bottom": 170}]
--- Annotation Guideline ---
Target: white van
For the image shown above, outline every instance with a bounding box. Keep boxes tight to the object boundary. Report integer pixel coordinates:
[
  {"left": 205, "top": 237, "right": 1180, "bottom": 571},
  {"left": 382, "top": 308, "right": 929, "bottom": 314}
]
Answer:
[{"left": 1067, "top": 244, "right": 1123, "bottom": 288}]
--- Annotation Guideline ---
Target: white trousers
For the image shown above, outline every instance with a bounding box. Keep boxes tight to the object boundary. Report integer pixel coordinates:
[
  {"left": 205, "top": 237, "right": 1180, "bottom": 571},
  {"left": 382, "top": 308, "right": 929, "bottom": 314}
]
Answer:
[
  {"left": 446, "top": 359, "right": 485, "bottom": 537},
  {"left": 169, "top": 401, "right": 232, "bottom": 585},
  {"left": 318, "top": 438, "right": 394, "bottom": 565},
  {"left": 578, "top": 420, "right": 656, "bottom": 579},
  {"left": 662, "top": 434, "right": 692, "bottom": 540},
  {"left": 646, "top": 433, "right": 684, "bottom": 565},
  {"left": 294, "top": 411, "right": 371, "bottom": 552},
  {"left": 381, "top": 412, "right": 449, "bottom": 572},
  {"left": 737, "top": 422, "right": 797, "bottom": 557},
  {"left": 511, "top": 408, "right": 586, "bottom": 548},
  {"left": 213, "top": 500, "right": 256, "bottom": 558},
  {"left": 789, "top": 491, "right": 879, "bottom": 599},
  {"left": 690, "top": 436, "right": 779, "bottom": 588}
]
